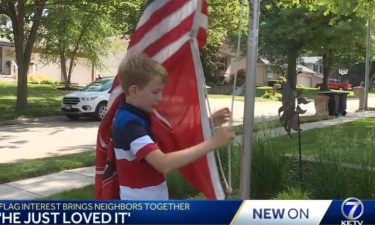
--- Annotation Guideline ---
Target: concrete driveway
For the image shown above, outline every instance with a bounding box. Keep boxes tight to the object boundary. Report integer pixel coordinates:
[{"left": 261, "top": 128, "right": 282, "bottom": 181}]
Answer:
[{"left": 0, "top": 97, "right": 371, "bottom": 164}]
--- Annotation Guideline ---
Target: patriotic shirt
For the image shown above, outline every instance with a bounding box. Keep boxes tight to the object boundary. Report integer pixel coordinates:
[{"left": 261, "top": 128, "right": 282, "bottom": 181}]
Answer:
[{"left": 112, "top": 101, "right": 168, "bottom": 200}]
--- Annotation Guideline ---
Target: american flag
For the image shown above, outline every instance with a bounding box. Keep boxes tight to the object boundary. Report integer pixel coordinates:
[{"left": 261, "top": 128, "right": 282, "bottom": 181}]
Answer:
[{"left": 95, "top": 0, "right": 224, "bottom": 200}]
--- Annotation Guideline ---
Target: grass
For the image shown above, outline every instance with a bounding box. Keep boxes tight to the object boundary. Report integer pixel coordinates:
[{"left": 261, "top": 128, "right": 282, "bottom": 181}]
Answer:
[
  {"left": 270, "top": 117, "right": 375, "bottom": 166},
  {"left": 43, "top": 171, "right": 198, "bottom": 200},
  {"left": 208, "top": 94, "right": 275, "bottom": 102},
  {"left": 43, "top": 185, "right": 94, "bottom": 200},
  {"left": 2, "top": 80, "right": 375, "bottom": 199},
  {"left": 273, "top": 186, "right": 310, "bottom": 200},
  {"left": 233, "top": 114, "right": 334, "bottom": 134},
  {"left": 41, "top": 117, "right": 375, "bottom": 200},
  {"left": 0, "top": 151, "right": 95, "bottom": 184},
  {"left": 214, "top": 116, "right": 375, "bottom": 200},
  {"left": 1, "top": 80, "right": 375, "bottom": 121},
  {"left": 0, "top": 81, "right": 67, "bottom": 120}
]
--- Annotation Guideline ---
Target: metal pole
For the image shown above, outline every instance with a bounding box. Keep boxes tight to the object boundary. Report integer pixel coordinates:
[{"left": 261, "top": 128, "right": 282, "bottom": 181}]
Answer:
[
  {"left": 364, "top": 7, "right": 371, "bottom": 110},
  {"left": 239, "top": 0, "right": 260, "bottom": 199},
  {"left": 298, "top": 115, "right": 302, "bottom": 185}
]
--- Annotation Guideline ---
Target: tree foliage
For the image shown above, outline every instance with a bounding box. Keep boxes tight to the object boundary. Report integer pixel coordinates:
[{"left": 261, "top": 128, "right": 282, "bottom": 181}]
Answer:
[
  {"left": 259, "top": 0, "right": 369, "bottom": 89},
  {"left": 202, "top": 0, "right": 248, "bottom": 84},
  {"left": 0, "top": 0, "right": 47, "bottom": 111},
  {"left": 41, "top": 1, "right": 112, "bottom": 88},
  {"left": 260, "top": 1, "right": 315, "bottom": 88},
  {"left": 40, "top": 0, "right": 144, "bottom": 88},
  {"left": 305, "top": 4, "right": 366, "bottom": 90}
]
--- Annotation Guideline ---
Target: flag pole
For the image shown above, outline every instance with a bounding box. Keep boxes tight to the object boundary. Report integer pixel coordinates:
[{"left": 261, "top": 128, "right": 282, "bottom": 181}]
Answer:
[{"left": 239, "top": 0, "right": 261, "bottom": 199}]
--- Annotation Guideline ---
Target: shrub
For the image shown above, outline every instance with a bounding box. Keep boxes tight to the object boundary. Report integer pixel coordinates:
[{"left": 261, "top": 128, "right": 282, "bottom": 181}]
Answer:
[
  {"left": 261, "top": 92, "right": 282, "bottom": 101},
  {"left": 268, "top": 76, "right": 287, "bottom": 86},
  {"left": 218, "top": 123, "right": 292, "bottom": 199},
  {"left": 28, "top": 75, "right": 59, "bottom": 85},
  {"left": 275, "top": 75, "right": 287, "bottom": 84},
  {"left": 267, "top": 80, "right": 278, "bottom": 87},
  {"left": 273, "top": 186, "right": 310, "bottom": 200}
]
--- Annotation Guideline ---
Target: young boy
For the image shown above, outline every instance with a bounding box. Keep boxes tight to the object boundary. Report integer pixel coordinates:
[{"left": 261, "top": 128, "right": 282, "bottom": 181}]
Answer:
[{"left": 113, "top": 54, "right": 233, "bottom": 200}]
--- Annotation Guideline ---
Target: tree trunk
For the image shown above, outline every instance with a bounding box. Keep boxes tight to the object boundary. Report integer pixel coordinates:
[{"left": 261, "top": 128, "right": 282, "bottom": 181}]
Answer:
[
  {"left": 287, "top": 48, "right": 297, "bottom": 89},
  {"left": 15, "top": 62, "right": 28, "bottom": 111},
  {"left": 60, "top": 50, "right": 69, "bottom": 88},
  {"left": 321, "top": 51, "right": 333, "bottom": 90},
  {"left": 67, "top": 57, "right": 75, "bottom": 87}
]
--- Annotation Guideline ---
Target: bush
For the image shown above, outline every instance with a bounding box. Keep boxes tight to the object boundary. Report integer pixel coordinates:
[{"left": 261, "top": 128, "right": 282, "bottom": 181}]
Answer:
[
  {"left": 267, "top": 80, "right": 278, "bottom": 87},
  {"left": 273, "top": 186, "right": 310, "bottom": 200},
  {"left": 250, "top": 138, "right": 292, "bottom": 199},
  {"left": 28, "top": 75, "right": 59, "bottom": 85},
  {"left": 261, "top": 92, "right": 282, "bottom": 101},
  {"left": 276, "top": 75, "right": 287, "bottom": 84},
  {"left": 268, "top": 76, "right": 287, "bottom": 87},
  {"left": 218, "top": 124, "right": 293, "bottom": 199}
]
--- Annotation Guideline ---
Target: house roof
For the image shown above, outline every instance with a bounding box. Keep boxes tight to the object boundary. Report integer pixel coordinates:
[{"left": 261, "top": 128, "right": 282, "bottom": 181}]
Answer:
[
  {"left": 297, "top": 65, "right": 316, "bottom": 74},
  {"left": 258, "top": 58, "right": 270, "bottom": 65},
  {"left": 301, "top": 56, "right": 322, "bottom": 64},
  {"left": 0, "top": 37, "right": 14, "bottom": 47}
]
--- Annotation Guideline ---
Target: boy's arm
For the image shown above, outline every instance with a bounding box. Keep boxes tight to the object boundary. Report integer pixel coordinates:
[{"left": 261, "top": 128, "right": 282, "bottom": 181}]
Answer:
[{"left": 145, "top": 127, "right": 233, "bottom": 174}]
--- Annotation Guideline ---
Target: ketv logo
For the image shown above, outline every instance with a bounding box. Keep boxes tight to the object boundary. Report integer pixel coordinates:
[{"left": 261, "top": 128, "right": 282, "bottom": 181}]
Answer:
[{"left": 341, "top": 197, "right": 364, "bottom": 225}]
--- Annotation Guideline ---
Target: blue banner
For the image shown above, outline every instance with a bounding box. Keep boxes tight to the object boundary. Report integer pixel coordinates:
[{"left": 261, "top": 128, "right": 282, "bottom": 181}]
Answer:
[
  {"left": 0, "top": 200, "right": 241, "bottom": 224},
  {"left": 1, "top": 198, "right": 375, "bottom": 224}
]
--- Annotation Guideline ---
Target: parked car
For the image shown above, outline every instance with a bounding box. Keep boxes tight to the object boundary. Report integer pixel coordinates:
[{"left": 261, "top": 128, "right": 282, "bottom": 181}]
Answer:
[
  {"left": 61, "top": 77, "right": 113, "bottom": 121},
  {"left": 315, "top": 79, "right": 352, "bottom": 90}
]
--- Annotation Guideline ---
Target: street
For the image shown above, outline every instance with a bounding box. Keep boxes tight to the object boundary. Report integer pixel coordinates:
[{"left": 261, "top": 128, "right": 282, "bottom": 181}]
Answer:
[
  {"left": 0, "top": 98, "right": 372, "bottom": 163},
  {"left": 0, "top": 117, "right": 98, "bottom": 163}
]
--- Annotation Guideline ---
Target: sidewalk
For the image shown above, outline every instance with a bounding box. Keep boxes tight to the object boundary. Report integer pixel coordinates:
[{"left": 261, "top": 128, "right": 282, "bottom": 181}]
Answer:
[
  {"left": 0, "top": 167, "right": 94, "bottom": 200},
  {"left": 1, "top": 110, "right": 375, "bottom": 200}
]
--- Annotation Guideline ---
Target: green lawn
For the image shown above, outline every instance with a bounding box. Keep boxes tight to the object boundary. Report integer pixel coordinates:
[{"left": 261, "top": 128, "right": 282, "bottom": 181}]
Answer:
[
  {"left": 2, "top": 80, "right": 375, "bottom": 199},
  {"left": 0, "top": 81, "right": 67, "bottom": 120},
  {"left": 42, "top": 117, "right": 375, "bottom": 200},
  {"left": 43, "top": 171, "right": 198, "bottom": 200},
  {"left": 43, "top": 185, "right": 94, "bottom": 200},
  {"left": 231, "top": 114, "right": 334, "bottom": 135},
  {"left": 0, "top": 115, "right": 333, "bottom": 185},
  {"left": 2, "top": 80, "right": 375, "bottom": 121},
  {"left": 0, "top": 151, "right": 95, "bottom": 184},
  {"left": 269, "top": 117, "right": 375, "bottom": 166}
]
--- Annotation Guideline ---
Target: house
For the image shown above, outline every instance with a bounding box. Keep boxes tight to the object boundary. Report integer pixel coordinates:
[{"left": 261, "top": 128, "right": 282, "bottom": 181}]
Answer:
[
  {"left": 218, "top": 43, "right": 271, "bottom": 86},
  {"left": 301, "top": 56, "right": 323, "bottom": 75},
  {"left": 0, "top": 37, "right": 15, "bottom": 75},
  {"left": 0, "top": 36, "right": 128, "bottom": 85},
  {"left": 294, "top": 56, "right": 324, "bottom": 87},
  {"left": 296, "top": 64, "right": 323, "bottom": 88}
]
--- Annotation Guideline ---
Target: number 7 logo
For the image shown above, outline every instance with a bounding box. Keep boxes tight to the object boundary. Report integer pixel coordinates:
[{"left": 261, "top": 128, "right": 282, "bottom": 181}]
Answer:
[{"left": 341, "top": 198, "right": 364, "bottom": 220}]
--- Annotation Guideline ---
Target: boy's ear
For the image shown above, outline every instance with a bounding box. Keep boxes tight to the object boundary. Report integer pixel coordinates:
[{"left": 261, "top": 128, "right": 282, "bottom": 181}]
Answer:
[{"left": 128, "top": 85, "right": 138, "bottom": 95}]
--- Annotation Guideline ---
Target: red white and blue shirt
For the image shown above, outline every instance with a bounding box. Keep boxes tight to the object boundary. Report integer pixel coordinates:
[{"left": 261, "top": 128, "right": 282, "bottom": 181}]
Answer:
[{"left": 112, "top": 101, "right": 168, "bottom": 200}]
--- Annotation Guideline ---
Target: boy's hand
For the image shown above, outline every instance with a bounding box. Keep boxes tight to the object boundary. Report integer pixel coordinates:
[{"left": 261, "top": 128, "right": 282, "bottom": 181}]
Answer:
[
  {"left": 212, "top": 108, "right": 230, "bottom": 127},
  {"left": 211, "top": 127, "right": 234, "bottom": 148}
]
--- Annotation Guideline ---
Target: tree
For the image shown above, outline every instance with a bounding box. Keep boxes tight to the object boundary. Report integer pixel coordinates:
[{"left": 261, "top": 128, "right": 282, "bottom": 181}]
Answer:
[
  {"left": 304, "top": 2, "right": 366, "bottom": 90},
  {"left": 259, "top": 0, "right": 369, "bottom": 90},
  {"left": 0, "top": 0, "right": 47, "bottom": 111},
  {"left": 260, "top": 1, "right": 315, "bottom": 89},
  {"left": 40, "top": 0, "right": 144, "bottom": 88},
  {"left": 201, "top": 0, "right": 248, "bottom": 84},
  {"left": 41, "top": 1, "right": 111, "bottom": 88},
  {"left": 109, "top": 0, "right": 145, "bottom": 36}
]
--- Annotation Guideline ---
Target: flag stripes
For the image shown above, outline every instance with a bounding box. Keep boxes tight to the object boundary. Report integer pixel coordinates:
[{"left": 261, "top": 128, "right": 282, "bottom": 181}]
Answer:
[{"left": 95, "top": 0, "right": 222, "bottom": 200}]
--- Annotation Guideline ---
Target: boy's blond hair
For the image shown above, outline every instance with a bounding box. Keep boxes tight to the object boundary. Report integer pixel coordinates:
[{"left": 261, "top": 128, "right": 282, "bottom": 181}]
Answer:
[{"left": 118, "top": 54, "right": 167, "bottom": 94}]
